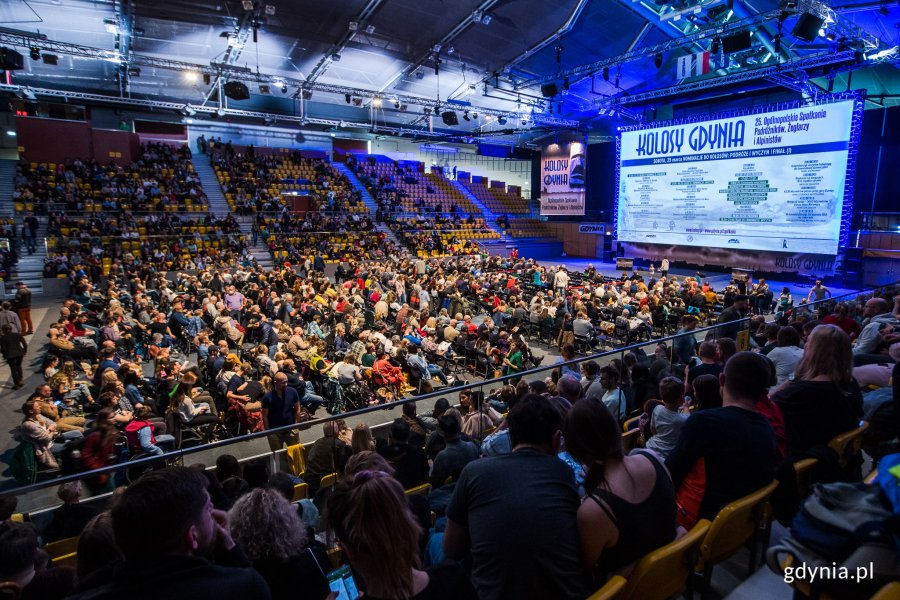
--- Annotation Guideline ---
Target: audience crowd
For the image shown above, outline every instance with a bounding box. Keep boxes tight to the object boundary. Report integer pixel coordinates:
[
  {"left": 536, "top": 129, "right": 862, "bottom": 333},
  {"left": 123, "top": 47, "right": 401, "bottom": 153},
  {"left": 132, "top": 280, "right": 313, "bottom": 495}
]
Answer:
[{"left": 2, "top": 147, "right": 899, "bottom": 600}]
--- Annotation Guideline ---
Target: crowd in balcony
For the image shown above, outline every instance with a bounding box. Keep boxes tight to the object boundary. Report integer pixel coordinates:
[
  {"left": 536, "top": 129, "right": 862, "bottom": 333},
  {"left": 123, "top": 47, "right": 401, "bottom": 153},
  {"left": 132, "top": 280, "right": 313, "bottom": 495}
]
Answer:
[{"left": 13, "top": 142, "right": 208, "bottom": 215}]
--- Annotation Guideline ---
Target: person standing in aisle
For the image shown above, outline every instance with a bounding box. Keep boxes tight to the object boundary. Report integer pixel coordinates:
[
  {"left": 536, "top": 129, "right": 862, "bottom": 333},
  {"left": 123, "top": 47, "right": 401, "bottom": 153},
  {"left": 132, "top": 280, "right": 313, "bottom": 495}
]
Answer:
[
  {"left": 14, "top": 281, "right": 33, "bottom": 336},
  {"left": 0, "top": 323, "right": 28, "bottom": 389}
]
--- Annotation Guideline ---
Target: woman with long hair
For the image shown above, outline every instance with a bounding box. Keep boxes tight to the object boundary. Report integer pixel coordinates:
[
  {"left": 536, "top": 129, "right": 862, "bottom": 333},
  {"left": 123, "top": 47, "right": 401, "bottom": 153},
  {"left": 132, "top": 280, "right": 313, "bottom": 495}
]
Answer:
[
  {"left": 229, "top": 488, "right": 330, "bottom": 600},
  {"left": 351, "top": 423, "right": 376, "bottom": 454},
  {"left": 690, "top": 373, "right": 723, "bottom": 412},
  {"left": 562, "top": 399, "right": 677, "bottom": 582},
  {"left": 325, "top": 470, "right": 476, "bottom": 600},
  {"left": 772, "top": 324, "right": 863, "bottom": 460}
]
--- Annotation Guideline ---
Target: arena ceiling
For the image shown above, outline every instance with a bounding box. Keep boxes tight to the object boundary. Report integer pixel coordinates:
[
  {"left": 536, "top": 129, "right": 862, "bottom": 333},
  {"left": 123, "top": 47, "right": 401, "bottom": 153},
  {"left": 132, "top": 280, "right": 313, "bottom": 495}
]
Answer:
[{"left": 1, "top": 0, "right": 899, "bottom": 142}]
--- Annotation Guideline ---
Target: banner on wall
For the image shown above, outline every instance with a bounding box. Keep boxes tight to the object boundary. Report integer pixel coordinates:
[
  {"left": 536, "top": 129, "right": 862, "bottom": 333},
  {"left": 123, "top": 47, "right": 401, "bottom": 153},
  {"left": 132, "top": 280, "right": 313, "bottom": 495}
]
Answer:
[
  {"left": 540, "top": 142, "right": 586, "bottom": 216},
  {"left": 619, "top": 242, "right": 839, "bottom": 275}
]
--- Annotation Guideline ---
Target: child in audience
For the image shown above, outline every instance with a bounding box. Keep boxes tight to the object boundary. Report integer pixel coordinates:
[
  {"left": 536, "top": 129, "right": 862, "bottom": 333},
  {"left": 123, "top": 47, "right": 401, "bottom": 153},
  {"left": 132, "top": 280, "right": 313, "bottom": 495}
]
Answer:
[{"left": 644, "top": 377, "right": 690, "bottom": 460}]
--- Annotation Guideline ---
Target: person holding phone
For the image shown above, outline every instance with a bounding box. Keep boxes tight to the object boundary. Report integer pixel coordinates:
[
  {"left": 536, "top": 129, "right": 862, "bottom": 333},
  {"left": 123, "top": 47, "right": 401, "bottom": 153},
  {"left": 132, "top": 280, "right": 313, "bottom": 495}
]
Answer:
[
  {"left": 229, "top": 488, "right": 330, "bottom": 600},
  {"left": 326, "top": 470, "right": 476, "bottom": 600}
]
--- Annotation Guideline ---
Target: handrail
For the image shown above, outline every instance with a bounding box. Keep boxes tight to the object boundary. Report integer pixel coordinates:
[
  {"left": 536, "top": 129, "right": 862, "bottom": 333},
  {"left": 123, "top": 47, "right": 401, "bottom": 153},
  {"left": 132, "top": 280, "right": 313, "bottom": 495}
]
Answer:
[{"left": 1, "top": 283, "right": 883, "bottom": 501}]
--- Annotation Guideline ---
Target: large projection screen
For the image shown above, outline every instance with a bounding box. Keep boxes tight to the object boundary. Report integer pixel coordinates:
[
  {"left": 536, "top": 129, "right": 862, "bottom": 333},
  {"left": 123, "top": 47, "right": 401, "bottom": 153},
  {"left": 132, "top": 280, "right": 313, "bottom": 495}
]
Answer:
[{"left": 616, "top": 99, "right": 857, "bottom": 254}]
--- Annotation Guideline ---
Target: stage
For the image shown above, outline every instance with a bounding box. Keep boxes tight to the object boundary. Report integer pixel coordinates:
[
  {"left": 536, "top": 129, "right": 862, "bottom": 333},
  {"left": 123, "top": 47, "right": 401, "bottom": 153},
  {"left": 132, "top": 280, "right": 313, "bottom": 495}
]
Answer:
[{"left": 535, "top": 258, "right": 864, "bottom": 302}]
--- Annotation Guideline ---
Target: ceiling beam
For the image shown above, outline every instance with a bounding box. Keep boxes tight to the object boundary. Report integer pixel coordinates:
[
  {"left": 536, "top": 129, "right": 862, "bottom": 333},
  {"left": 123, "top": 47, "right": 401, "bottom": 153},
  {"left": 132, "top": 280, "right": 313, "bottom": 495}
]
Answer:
[
  {"left": 305, "top": 0, "right": 385, "bottom": 86},
  {"left": 376, "top": 0, "right": 501, "bottom": 95}
]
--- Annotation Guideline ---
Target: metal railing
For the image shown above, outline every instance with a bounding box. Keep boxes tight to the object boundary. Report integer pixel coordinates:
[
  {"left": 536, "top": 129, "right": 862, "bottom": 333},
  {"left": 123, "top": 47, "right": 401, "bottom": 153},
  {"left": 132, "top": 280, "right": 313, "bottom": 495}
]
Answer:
[{"left": 1, "top": 284, "right": 886, "bottom": 510}]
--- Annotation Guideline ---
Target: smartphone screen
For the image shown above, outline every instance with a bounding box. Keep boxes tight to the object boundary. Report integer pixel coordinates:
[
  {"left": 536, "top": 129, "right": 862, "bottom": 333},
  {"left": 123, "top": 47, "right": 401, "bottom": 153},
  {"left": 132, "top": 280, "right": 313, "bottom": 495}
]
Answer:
[{"left": 327, "top": 565, "right": 357, "bottom": 600}]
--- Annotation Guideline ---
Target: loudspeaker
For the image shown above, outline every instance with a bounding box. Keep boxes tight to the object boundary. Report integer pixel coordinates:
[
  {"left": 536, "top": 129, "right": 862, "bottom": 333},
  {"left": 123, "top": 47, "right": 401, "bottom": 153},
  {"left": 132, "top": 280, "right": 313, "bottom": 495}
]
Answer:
[
  {"left": 541, "top": 83, "right": 558, "bottom": 98},
  {"left": 0, "top": 47, "right": 24, "bottom": 71},
  {"left": 441, "top": 111, "right": 459, "bottom": 126},
  {"left": 792, "top": 13, "right": 825, "bottom": 43},
  {"left": 223, "top": 81, "right": 250, "bottom": 101},
  {"left": 721, "top": 31, "right": 752, "bottom": 53}
]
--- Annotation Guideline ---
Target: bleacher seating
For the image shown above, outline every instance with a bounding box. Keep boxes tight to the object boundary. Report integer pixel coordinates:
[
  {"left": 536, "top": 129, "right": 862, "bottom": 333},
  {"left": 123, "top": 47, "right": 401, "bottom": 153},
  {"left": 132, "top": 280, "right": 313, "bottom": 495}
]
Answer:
[
  {"left": 354, "top": 158, "right": 482, "bottom": 216},
  {"left": 460, "top": 177, "right": 529, "bottom": 214},
  {"left": 212, "top": 147, "right": 365, "bottom": 215},
  {"left": 13, "top": 143, "right": 207, "bottom": 215},
  {"left": 503, "top": 217, "right": 554, "bottom": 238}
]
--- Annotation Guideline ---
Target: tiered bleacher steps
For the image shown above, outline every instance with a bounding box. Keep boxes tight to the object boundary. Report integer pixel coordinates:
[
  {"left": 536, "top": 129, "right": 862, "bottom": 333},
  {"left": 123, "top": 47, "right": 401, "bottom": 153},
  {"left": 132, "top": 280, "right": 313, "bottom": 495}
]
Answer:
[
  {"left": 332, "top": 161, "right": 405, "bottom": 249},
  {"left": 0, "top": 159, "right": 17, "bottom": 219},
  {"left": 5, "top": 237, "right": 46, "bottom": 296},
  {"left": 194, "top": 160, "right": 228, "bottom": 217}
]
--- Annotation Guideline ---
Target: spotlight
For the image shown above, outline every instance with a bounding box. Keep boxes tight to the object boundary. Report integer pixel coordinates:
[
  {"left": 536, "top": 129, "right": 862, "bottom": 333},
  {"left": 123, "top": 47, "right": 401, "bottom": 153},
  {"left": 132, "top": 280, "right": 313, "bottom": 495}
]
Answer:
[
  {"left": 471, "top": 112, "right": 478, "bottom": 119},
  {"left": 463, "top": 111, "right": 470, "bottom": 121},
  {"left": 352, "top": 97, "right": 363, "bottom": 106},
  {"left": 216, "top": 107, "right": 226, "bottom": 117},
  {"left": 482, "top": 14, "right": 492, "bottom": 25},
  {"left": 282, "top": 84, "right": 289, "bottom": 94},
  {"left": 818, "top": 27, "right": 827, "bottom": 37},
  {"left": 372, "top": 96, "right": 382, "bottom": 107},
  {"left": 345, "top": 93, "right": 351, "bottom": 104},
  {"left": 42, "top": 54, "right": 58, "bottom": 66},
  {"left": 415, "top": 69, "right": 425, "bottom": 80},
  {"left": 398, "top": 104, "right": 408, "bottom": 112},
  {"left": 242, "top": 0, "right": 254, "bottom": 10},
  {"left": 184, "top": 71, "right": 200, "bottom": 82},
  {"left": 879, "top": 4, "right": 889, "bottom": 15},
  {"left": 331, "top": 53, "right": 341, "bottom": 62},
  {"left": 654, "top": 52, "right": 663, "bottom": 68},
  {"left": 393, "top": 100, "right": 400, "bottom": 109},
  {"left": 301, "top": 89, "right": 312, "bottom": 100},
  {"left": 498, "top": 116, "right": 507, "bottom": 125},
  {"left": 259, "top": 84, "right": 271, "bottom": 94},
  {"left": 203, "top": 73, "right": 211, "bottom": 85},
  {"left": 29, "top": 47, "right": 40, "bottom": 60},
  {"left": 602, "top": 66, "right": 609, "bottom": 81},
  {"left": 365, "top": 24, "right": 376, "bottom": 34},
  {"left": 563, "top": 77, "right": 570, "bottom": 90}
]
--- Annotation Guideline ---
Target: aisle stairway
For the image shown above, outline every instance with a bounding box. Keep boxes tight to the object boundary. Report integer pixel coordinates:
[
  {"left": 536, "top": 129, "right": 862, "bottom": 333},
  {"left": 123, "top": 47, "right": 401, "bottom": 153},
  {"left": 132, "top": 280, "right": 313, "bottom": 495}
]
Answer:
[
  {"left": 193, "top": 159, "right": 229, "bottom": 217},
  {"left": 0, "top": 159, "right": 43, "bottom": 294},
  {"left": 331, "top": 161, "right": 404, "bottom": 249},
  {"left": 0, "top": 159, "right": 16, "bottom": 219},
  {"left": 449, "top": 180, "right": 512, "bottom": 245}
]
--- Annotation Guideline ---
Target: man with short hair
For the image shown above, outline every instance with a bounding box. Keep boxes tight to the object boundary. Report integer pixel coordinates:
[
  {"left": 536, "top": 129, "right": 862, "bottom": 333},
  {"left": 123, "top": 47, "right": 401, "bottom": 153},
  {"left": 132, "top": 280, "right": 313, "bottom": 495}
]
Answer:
[
  {"left": 853, "top": 297, "right": 900, "bottom": 364},
  {"left": 430, "top": 414, "right": 480, "bottom": 488},
  {"left": 261, "top": 372, "right": 303, "bottom": 452},
  {"left": 666, "top": 352, "right": 776, "bottom": 529},
  {"left": 67, "top": 467, "right": 270, "bottom": 599},
  {"left": 688, "top": 340, "right": 723, "bottom": 385},
  {"left": 717, "top": 293, "right": 749, "bottom": 340},
  {"left": 444, "top": 394, "right": 587, "bottom": 600}
]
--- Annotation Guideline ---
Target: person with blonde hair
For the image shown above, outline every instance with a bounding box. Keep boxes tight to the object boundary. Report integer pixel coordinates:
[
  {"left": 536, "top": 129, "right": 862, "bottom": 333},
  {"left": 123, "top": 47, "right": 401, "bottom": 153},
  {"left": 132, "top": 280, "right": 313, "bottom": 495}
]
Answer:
[
  {"left": 229, "top": 488, "right": 329, "bottom": 600},
  {"left": 326, "top": 470, "right": 475, "bottom": 600},
  {"left": 351, "top": 422, "right": 376, "bottom": 454},
  {"left": 772, "top": 324, "right": 863, "bottom": 460}
]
